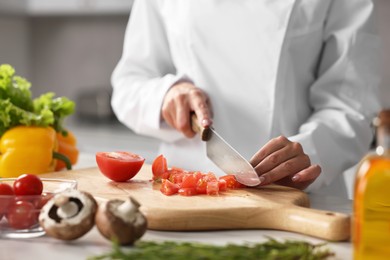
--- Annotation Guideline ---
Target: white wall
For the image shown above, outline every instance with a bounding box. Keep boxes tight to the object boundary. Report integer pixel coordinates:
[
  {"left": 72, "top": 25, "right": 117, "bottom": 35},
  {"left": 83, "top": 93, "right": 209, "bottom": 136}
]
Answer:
[
  {"left": 29, "top": 16, "right": 128, "bottom": 101},
  {"left": 0, "top": 15, "right": 30, "bottom": 79}
]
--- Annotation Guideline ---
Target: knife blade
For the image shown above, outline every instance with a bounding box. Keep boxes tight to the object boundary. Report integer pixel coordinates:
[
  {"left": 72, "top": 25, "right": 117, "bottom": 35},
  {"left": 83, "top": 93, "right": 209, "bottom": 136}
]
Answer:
[{"left": 191, "top": 114, "right": 260, "bottom": 187}]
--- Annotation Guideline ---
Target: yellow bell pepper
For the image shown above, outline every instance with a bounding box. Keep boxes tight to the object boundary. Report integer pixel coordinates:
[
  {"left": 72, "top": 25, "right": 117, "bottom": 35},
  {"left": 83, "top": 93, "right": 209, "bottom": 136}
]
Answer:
[{"left": 0, "top": 125, "right": 71, "bottom": 178}]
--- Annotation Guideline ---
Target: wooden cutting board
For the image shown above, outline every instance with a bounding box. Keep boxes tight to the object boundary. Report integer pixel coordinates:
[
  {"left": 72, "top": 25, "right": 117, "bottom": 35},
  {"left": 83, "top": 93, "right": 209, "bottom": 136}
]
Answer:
[{"left": 41, "top": 165, "right": 351, "bottom": 241}]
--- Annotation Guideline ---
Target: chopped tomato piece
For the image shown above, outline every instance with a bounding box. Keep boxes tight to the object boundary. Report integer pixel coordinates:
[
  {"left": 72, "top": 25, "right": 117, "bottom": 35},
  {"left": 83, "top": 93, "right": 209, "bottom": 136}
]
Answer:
[
  {"left": 203, "top": 172, "right": 218, "bottom": 182},
  {"left": 178, "top": 187, "right": 197, "bottom": 196},
  {"left": 219, "top": 175, "right": 245, "bottom": 189},
  {"left": 181, "top": 173, "right": 198, "bottom": 189},
  {"left": 196, "top": 177, "right": 208, "bottom": 194},
  {"left": 168, "top": 167, "right": 187, "bottom": 184},
  {"left": 152, "top": 154, "right": 168, "bottom": 181},
  {"left": 218, "top": 179, "right": 227, "bottom": 191},
  {"left": 206, "top": 181, "right": 219, "bottom": 195},
  {"left": 160, "top": 179, "right": 179, "bottom": 196},
  {"left": 152, "top": 154, "right": 246, "bottom": 196},
  {"left": 169, "top": 171, "right": 185, "bottom": 184}
]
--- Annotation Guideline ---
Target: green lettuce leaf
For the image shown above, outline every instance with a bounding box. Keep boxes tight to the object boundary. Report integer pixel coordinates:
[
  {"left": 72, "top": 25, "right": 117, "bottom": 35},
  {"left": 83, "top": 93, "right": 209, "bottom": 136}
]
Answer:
[
  {"left": 0, "top": 64, "right": 75, "bottom": 136},
  {"left": 34, "top": 92, "right": 75, "bottom": 134},
  {"left": 0, "top": 64, "right": 33, "bottom": 112}
]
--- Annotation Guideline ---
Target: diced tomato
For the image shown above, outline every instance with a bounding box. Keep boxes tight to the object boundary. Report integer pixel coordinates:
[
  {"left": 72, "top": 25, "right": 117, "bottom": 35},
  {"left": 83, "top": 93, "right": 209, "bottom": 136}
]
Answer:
[
  {"left": 195, "top": 177, "right": 207, "bottom": 194},
  {"left": 154, "top": 154, "right": 246, "bottom": 197},
  {"left": 219, "top": 175, "right": 245, "bottom": 189},
  {"left": 203, "top": 172, "right": 218, "bottom": 182},
  {"left": 206, "top": 181, "right": 219, "bottom": 195},
  {"left": 168, "top": 167, "right": 187, "bottom": 184},
  {"left": 160, "top": 179, "right": 179, "bottom": 196},
  {"left": 218, "top": 179, "right": 227, "bottom": 191},
  {"left": 178, "top": 187, "right": 197, "bottom": 196},
  {"left": 181, "top": 173, "right": 198, "bottom": 189},
  {"left": 169, "top": 172, "right": 184, "bottom": 184},
  {"left": 152, "top": 154, "right": 168, "bottom": 181}
]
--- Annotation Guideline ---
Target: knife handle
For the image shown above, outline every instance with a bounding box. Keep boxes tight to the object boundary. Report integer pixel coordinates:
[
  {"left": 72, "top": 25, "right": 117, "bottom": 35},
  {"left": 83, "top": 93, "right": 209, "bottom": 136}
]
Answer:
[{"left": 191, "top": 113, "right": 211, "bottom": 141}]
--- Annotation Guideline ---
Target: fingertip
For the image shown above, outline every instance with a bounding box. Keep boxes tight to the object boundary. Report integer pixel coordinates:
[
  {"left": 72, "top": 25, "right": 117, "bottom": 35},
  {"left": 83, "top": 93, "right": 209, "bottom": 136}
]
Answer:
[
  {"left": 201, "top": 118, "right": 212, "bottom": 127},
  {"left": 292, "top": 174, "right": 300, "bottom": 182}
]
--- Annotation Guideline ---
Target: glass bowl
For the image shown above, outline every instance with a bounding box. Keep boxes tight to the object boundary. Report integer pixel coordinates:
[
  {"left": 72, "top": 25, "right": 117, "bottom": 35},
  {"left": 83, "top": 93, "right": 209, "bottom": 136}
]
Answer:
[{"left": 0, "top": 178, "right": 77, "bottom": 238}]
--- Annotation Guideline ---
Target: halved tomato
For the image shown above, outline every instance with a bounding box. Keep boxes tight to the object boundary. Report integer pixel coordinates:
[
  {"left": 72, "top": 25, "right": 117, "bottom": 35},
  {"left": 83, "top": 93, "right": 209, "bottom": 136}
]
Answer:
[{"left": 96, "top": 151, "right": 145, "bottom": 182}]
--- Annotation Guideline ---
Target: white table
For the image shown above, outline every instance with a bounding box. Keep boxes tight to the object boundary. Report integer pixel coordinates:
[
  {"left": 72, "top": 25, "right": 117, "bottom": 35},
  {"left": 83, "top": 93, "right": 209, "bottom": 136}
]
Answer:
[{"left": 0, "top": 153, "right": 353, "bottom": 260}]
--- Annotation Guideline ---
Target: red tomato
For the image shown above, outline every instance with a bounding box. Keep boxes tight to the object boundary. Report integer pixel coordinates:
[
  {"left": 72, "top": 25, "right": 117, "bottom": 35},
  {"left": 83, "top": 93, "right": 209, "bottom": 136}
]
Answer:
[
  {"left": 178, "top": 187, "right": 197, "bottom": 196},
  {"left": 218, "top": 179, "right": 227, "bottom": 191},
  {"left": 0, "top": 183, "right": 14, "bottom": 195},
  {"left": 206, "top": 181, "right": 219, "bottom": 195},
  {"left": 96, "top": 151, "right": 145, "bottom": 182},
  {"left": 0, "top": 183, "right": 15, "bottom": 219},
  {"left": 181, "top": 173, "right": 198, "bottom": 189},
  {"left": 169, "top": 171, "right": 185, "bottom": 184},
  {"left": 152, "top": 154, "right": 168, "bottom": 180},
  {"left": 219, "top": 175, "right": 245, "bottom": 189},
  {"left": 160, "top": 179, "right": 179, "bottom": 196},
  {"left": 13, "top": 174, "right": 43, "bottom": 196},
  {"left": 6, "top": 200, "right": 38, "bottom": 229},
  {"left": 196, "top": 177, "right": 208, "bottom": 194}
]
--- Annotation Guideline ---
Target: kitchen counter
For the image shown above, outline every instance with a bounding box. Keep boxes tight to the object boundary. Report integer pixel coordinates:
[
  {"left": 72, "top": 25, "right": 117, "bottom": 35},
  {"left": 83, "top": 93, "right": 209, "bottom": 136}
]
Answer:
[{"left": 0, "top": 153, "right": 353, "bottom": 260}]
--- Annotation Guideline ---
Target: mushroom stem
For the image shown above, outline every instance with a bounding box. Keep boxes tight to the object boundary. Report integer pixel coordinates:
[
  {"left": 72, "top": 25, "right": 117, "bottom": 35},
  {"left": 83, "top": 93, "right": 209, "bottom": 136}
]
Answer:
[
  {"left": 53, "top": 195, "right": 80, "bottom": 219},
  {"left": 54, "top": 195, "right": 70, "bottom": 207},
  {"left": 116, "top": 198, "right": 137, "bottom": 222}
]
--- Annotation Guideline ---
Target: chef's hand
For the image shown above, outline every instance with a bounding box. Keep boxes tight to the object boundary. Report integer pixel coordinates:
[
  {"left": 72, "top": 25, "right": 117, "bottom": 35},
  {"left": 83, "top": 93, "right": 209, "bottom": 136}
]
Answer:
[
  {"left": 162, "top": 81, "right": 213, "bottom": 138},
  {"left": 250, "top": 136, "right": 321, "bottom": 190}
]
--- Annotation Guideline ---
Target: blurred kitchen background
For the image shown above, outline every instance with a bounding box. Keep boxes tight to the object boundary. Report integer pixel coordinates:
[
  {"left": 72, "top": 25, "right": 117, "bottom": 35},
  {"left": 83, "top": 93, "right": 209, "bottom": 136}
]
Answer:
[
  {"left": 0, "top": 0, "right": 161, "bottom": 163},
  {"left": 0, "top": 0, "right": 390, "bottom": 166}
]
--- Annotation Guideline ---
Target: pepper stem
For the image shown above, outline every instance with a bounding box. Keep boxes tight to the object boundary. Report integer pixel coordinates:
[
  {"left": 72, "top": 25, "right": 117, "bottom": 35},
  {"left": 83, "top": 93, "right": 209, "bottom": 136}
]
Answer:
[{"left": 53, "top": 152, "right": 72, "bottom": 170}]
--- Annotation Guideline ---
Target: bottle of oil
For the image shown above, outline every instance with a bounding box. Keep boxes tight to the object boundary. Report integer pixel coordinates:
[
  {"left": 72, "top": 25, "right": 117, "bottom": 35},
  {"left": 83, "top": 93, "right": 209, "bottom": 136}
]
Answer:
[{"left": 353, "top": 110, "right": 390, "bottom": 259}]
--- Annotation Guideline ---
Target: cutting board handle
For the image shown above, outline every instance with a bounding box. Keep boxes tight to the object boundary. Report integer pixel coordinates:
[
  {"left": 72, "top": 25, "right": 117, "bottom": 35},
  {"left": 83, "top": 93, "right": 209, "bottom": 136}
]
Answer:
[
  {"left": 254, "top": 205, "right": 351, "bottom": 241},
  {"left": 191, "top": 113, "right": 211, "bottom": 141}
]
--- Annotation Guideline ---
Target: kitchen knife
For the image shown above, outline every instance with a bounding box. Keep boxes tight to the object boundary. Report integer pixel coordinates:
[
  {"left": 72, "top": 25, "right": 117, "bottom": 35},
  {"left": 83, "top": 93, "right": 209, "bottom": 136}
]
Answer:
[{"left": 191, "top": 114, "right": 261, "bottom": 187}]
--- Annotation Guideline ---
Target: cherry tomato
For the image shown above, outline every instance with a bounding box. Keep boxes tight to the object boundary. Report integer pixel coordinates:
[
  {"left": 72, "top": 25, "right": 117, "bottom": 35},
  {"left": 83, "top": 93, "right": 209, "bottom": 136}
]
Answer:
[
  {"left": 6, "top": 200, "right": 38, "bottom": 229},
  {"left": 152, "top": 154, "right": 168, "bottom": 181},
  {"left": 96, "top": 151, "right": 145, "bottom": 182},
  {"left": 13, "top": 174, "right": 43, "bottom": 196},
  {"left": 0, "top": 183, "right": 15, "bottom": 220},
  {"left": 0, "top": 183, "right": 14, "bottom": 196}
]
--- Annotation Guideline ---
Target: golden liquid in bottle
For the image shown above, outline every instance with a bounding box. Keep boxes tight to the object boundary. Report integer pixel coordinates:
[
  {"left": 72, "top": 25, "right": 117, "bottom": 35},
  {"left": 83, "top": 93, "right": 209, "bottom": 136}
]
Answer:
[{"left": 353, "top": 154, "right": 390, "bottom": 259}]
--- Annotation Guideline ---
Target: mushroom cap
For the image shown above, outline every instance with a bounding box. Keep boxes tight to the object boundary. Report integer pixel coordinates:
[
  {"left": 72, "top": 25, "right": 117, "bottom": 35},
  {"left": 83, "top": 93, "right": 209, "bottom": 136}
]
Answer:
[
  {"left": 39, "top": 190, "right": 98, "bottom": 240},
  {"left": 95, "top": 197, "right": 147, "bottom": 245}
]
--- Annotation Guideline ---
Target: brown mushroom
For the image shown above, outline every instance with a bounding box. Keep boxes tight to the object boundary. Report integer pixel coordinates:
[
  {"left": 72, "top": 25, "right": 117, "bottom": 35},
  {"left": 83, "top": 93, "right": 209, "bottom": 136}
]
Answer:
[
  {"left": 39, "top": 190, "right": 98, "bottom": 240},
  {"left": 95, "top": 196, "right": 147, "bottom": 245}
]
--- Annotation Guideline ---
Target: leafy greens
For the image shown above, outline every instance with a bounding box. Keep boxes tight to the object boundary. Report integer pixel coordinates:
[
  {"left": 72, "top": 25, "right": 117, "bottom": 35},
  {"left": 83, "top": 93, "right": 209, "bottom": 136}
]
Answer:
[
  {"left": 89, "top": 239, "right": 335, "bottom": 260},
  {"left": 0, "top": 64, "right": 75, "bottom": 136}
]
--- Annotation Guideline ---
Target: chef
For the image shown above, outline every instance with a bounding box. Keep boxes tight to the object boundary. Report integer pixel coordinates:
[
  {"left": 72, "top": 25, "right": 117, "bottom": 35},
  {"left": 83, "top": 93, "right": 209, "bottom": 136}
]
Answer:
[{"left": 111, "top": 0, "right": 381, "bottom": 191}]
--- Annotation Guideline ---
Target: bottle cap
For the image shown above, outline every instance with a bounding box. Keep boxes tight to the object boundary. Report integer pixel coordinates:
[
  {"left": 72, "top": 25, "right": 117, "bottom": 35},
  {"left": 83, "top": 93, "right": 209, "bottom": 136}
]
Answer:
[{"left": 374, "top": 110, "right": 390, "bottom": 127}]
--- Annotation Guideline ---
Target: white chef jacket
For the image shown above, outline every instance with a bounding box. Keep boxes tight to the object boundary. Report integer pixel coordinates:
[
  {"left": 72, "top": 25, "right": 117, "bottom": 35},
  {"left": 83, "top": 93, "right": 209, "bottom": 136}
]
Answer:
[{"left": 111, "top": 0, "right": 381, "bottom": 191}]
